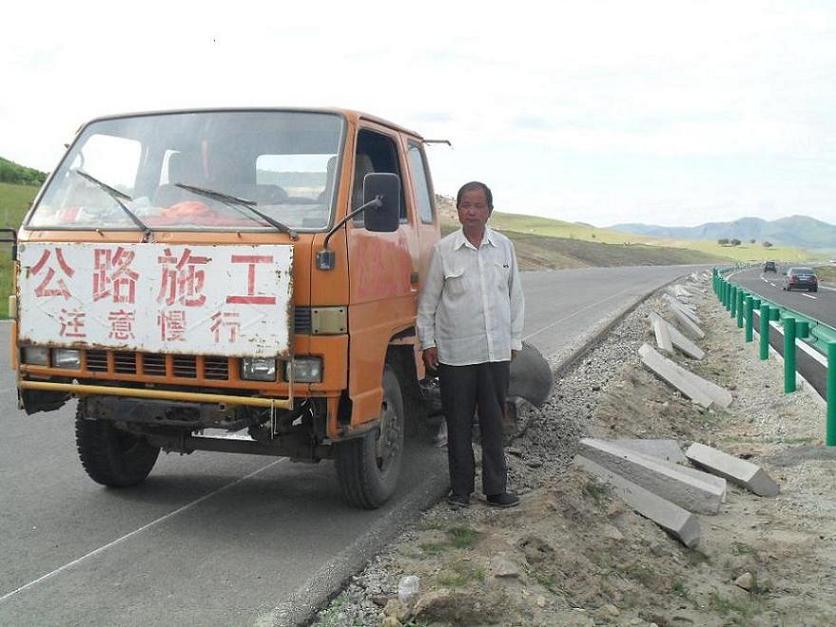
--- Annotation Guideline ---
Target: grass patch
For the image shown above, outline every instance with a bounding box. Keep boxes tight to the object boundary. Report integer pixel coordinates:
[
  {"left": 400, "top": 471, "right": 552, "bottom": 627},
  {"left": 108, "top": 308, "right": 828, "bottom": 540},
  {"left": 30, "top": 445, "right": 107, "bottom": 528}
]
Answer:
[
  {"left": 419, "top": 542, "right": 449, "bottom": 556},
  {"left": 534, "top": 571, "right": 558, "bottom": 593},
  {"left": 709, "top": 591, "right": 760, "bottom": 621},
  {"left": 621, "top": 563, "right": 658, "bottom": 588},
  {"left": 731, "top": 541, "right": 758, "bottom": 557},
  {"left": 436, "top": 560, "right": 485, "bottom": 588},
  {"left": 582, "top": 479, "right": 611, "bottom": 506},
  {"left": 447, "top": 526, "right": 481, "bottom": 549},
  {"left": 672, "top": 580, "right": 689, "bottom": 598}
]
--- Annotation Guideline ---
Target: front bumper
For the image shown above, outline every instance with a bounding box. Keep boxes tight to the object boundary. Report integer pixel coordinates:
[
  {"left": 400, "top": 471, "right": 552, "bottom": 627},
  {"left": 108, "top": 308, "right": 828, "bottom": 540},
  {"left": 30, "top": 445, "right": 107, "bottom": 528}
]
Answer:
[{"left": 18, "top": 380, "right": 292, "bottom": 409}]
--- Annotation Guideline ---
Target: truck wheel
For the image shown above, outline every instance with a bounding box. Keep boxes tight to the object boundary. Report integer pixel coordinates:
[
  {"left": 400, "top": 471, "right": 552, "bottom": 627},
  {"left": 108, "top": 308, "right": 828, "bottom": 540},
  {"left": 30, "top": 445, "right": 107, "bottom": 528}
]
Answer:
[
  {"left": 335, "top": 365, "right": 405, "bottom": 509},
  {"left": 75, "top": 401, "right": 160, "bottom": 487}
]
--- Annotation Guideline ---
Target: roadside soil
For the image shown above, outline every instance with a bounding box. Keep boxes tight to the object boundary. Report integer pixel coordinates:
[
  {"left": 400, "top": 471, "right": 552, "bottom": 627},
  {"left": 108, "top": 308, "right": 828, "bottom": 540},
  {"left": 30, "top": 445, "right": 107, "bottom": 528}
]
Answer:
[{"left": 312, "top": 275, "right": 835, "bottom": 626}]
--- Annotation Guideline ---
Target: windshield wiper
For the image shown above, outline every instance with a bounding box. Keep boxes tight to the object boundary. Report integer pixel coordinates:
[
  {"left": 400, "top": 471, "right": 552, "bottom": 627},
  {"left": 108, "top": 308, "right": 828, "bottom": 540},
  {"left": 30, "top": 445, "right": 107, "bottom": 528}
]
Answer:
[
  {"left": 74, "top": 169, "right": 153, "bottom": 240},
  {"left": 174, "top": 183, "right": 298, "bottom": 239}
]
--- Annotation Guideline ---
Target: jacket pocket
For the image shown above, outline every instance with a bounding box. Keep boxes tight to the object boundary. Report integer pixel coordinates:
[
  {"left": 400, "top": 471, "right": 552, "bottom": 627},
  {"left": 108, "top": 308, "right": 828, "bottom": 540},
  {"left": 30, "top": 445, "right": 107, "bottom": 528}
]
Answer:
[
  {"left": 443, "top": 268, "right": 467, "bottom": 297},
  {"left": 493, "top": 261, "right": 510, "bottom": 290}
]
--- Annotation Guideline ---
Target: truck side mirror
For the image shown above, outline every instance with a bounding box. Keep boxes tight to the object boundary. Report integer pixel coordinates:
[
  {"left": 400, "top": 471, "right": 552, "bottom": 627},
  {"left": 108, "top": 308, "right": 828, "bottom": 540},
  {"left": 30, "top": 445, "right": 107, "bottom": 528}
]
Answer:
[{"left": 363, "top": 173, "right": 400, "bottom": 233}]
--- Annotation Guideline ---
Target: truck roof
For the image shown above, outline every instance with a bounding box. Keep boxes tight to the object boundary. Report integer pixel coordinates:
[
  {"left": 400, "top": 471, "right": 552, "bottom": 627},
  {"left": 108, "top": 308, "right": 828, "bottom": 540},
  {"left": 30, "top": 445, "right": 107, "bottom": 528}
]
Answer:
[{"left": 78, "top": 107, "right": 426, "bottom": 141}]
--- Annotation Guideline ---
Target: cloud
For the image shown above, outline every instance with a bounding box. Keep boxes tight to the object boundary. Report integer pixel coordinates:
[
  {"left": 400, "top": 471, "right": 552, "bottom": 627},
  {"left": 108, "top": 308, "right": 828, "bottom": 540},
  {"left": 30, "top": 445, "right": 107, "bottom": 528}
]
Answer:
[{"left": 1, "top": 0, "right": 835, "bottom": 226}]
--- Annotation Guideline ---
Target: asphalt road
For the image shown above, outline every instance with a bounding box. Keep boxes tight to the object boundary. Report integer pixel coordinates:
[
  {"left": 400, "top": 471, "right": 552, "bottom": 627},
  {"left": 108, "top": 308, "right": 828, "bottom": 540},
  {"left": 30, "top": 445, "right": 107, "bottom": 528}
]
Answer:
[
  {"left": 0, "top": 264, "right": 701, "bottom": 626},
  {"left": 731, "top": 267, "right": 836, "bottom": 327}
]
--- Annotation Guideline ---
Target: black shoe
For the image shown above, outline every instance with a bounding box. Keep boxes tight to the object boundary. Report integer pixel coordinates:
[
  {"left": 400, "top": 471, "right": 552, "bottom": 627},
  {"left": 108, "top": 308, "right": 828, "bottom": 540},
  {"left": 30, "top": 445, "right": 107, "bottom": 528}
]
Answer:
[
  {"left": 447, "top": 493, "right": 470, "bottom": 508},
  {"left": 486, "top": 493, "right": 520, "bottom": 508}
]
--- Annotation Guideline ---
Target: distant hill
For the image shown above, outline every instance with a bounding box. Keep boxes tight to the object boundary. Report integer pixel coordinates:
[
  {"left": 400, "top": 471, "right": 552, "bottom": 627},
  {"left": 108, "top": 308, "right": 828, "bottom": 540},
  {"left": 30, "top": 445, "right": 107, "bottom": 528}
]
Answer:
[
  {"left": 610, "top": 215, "right": 836, "bottom": 251},
  {"left": 0, "top": 156, "right": 46, "bottom": 186},
  {"left": 435, "top": 195, "right": 728, "bottom": 268}
]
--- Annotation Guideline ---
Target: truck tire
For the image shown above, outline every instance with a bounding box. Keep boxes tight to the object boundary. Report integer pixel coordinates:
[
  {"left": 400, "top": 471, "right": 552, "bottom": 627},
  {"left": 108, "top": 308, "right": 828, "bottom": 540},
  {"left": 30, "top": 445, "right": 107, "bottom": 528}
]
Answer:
[
  {"left": 75, "top": 401, "right": 160, "bottom": 487},
  {"left": 335, "top": 365, "right": 405, "bottom": 509}
]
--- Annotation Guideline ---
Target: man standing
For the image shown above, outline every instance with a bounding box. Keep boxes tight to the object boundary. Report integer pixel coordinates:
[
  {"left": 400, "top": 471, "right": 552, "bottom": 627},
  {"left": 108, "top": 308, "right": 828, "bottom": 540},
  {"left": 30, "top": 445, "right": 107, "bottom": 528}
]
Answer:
[{"left": 417, "top": 181, "right": 524, "bottom": 508}]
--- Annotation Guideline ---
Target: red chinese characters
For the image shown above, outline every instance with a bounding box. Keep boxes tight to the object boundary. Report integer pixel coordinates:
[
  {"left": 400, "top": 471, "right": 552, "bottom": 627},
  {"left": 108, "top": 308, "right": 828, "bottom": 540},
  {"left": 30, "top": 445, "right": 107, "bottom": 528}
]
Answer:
[
  {"left": 210, "top": 311, "right": 240, "bottom": 343},
  {"left": 108, "top": 309, "right": 135, "bottom": 341},
  {"left": 226, "top": 255, "right": 277, "bottom": 305},
  {"left": 158, "top": 310, "right": 187, "bottom": 342},
  {"left": 93, "top": 247, "right": 139, "bottom": 304},
  {"left": 59, "top": 308, "right": 86, "bottom": 338},
  {"left": 157, "top": 248, "right": 209, "bottom": 307},
  {"left": 32, "top": 248, "right": 75, "bottom": 300}
]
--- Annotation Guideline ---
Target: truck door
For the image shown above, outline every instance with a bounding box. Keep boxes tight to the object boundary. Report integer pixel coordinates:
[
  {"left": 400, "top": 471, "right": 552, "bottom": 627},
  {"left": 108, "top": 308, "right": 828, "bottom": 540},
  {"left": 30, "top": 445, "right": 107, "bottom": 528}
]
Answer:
[{"left": 345, "top": 126, "right": 415, "bottom": 421}]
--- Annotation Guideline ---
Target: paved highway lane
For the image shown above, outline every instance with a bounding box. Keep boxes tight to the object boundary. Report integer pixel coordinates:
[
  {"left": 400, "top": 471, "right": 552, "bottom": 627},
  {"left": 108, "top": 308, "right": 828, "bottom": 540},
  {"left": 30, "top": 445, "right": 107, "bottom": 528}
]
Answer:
[
  {"left": 0, "top": 264, "right": 701, "bottom": 625},
  {"left": 731, "top": 268, "right": 836, "bottom": 327}
]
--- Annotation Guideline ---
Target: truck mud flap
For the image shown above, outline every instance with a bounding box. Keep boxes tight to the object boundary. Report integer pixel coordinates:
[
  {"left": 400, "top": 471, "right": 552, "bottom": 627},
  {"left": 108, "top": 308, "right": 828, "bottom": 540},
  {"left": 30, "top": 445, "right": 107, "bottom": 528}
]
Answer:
[
  {"left": 20, "top": 387, "right": 71, "bottom": 415},
  {"left": 508, "top": 341, "right": 553, "bottom": 408}
]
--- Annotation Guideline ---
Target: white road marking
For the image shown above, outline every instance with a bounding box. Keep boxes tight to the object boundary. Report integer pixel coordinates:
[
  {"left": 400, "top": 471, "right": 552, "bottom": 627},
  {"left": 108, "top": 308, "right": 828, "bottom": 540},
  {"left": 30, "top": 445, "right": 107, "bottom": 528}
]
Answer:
[
  {"left": 523, "top": 286, "right": 636, "bottom": 341},
  {"left": 820, "top": 285, "right": 836, "bottom": 292},
  {"left": 802, "top": 293, "right": 817, "bottom": 300},
  {"left": 0, "top": 458, "right": 285, "bottom": 604}
]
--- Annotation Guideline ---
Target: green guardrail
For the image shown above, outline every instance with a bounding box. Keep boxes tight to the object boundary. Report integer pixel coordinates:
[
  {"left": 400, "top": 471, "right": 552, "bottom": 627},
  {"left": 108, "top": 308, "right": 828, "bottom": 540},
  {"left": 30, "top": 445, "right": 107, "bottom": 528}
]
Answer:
[{"left": 713, "top": 267, "right": 836, "bottom": 446}]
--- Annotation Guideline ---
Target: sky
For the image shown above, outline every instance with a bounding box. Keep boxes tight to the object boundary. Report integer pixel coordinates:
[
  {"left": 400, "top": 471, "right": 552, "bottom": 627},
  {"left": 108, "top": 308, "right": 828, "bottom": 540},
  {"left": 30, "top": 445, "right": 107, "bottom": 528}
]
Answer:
[{"left": 2, "top": 0, "right": 835, "bottom": 227}]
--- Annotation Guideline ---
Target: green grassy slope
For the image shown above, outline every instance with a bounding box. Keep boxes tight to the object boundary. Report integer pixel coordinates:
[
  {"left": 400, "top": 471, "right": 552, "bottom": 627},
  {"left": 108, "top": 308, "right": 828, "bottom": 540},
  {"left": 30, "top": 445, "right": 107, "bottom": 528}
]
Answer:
[
  {"left": 440, "top": 222, "right": 727, "bottom": 269},
  {"left": 0, "top": 182, "right": 39, "bottom": 317},
  {"left": 0, "top": 181, "right": 37, "bottom": 228},
  {"left": 476, "top": 210, "right": 811, "bottom": 263},
  {"left": 814, "top": 265, "right": 836, "bottom": 283},
  {"left": 0, "top": 156, "right": 47, "bottom": 186}
]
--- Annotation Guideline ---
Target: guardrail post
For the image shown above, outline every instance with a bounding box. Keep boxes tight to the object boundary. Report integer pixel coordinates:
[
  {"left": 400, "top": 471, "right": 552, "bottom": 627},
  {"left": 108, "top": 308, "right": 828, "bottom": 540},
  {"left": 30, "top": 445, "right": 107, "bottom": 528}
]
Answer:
[
  {"left": 730, "top": 286, "right": 737, "bottom": 318},
  {"left": 784, "top": 316, "right": 797, "bottom": 393},
  {"left": 723, "top": 280, "right": 729, "bottom": 308},
  {"left": 752, "top": 297, "right": 761, "bottom": 310},
  {"left": 828, "top": 343, "right": 836, "bottom": 447},
  {"left": 759, "top": 304, "right": 770, "bottom": 360},
  {"left": 745, "top": 296, "right": 754, "bottom": 342},
  {"left": 796, "top": 320, "right": 810, "bottom": 340},
  {"left": 736, "top": 290, "right": 745, "bottom": 328}
]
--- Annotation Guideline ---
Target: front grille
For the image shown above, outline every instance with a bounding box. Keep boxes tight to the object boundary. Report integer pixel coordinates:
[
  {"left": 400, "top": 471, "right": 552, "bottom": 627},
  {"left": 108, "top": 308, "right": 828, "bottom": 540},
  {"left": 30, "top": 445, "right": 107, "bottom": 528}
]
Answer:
[
  {"left": 294, "top": 307, "right": 311, "bottom": 334},
  {"left": 204, "top": 356, "right": 229, "bottom": 380},
  {"left": 141, "top": 353, "right": 166, "bottom": 376},
  {"left": 77, "top": 349, "right": 235, "bottom": 383},
  {"left": 114, "top": 352, "right": 137, "bottom": 374},
  {"left": 173, "top": 355, "right": 197, "bottom": 378},
  {"left": 86, "top": 350, "right": 108, "bottom": 372}
]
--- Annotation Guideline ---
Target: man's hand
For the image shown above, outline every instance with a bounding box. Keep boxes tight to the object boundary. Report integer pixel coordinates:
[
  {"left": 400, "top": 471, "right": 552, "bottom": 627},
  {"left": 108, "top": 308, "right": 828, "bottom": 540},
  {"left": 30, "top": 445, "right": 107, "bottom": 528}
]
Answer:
[{"left": 423, "top": 347, "right": 439, "bottom": 371}]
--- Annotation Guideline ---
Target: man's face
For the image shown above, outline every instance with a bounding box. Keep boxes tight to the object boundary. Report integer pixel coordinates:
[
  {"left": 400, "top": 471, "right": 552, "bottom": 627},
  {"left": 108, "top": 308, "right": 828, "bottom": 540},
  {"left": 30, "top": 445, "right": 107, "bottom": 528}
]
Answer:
[{"left": 457, "top": 189, "right": 491, "bottom": 231}]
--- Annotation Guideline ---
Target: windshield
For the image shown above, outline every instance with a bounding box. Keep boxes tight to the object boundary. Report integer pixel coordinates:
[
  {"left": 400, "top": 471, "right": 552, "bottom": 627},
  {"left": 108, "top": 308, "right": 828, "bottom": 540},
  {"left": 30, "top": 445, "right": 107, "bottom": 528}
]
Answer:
[{"left": 28, "top": 111, "right": 344, "bottom": 231}]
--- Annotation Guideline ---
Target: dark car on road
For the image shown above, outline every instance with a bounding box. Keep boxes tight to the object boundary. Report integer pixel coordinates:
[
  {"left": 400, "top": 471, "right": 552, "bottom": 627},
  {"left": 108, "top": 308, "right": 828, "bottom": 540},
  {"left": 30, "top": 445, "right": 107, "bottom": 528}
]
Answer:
[
  {"left": 763, "top": 261, "right": 777, "bottom": 272},
  {"left": 782, "top": 267, "right": 818, "bottom": 292}
]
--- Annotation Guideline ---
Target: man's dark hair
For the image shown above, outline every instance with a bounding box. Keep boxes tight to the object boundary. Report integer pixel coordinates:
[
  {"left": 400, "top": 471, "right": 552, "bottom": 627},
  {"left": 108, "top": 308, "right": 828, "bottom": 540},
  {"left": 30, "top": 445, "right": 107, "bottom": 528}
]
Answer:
[{"left": 456, "top": 181, "right": 493, "bottom": 210}]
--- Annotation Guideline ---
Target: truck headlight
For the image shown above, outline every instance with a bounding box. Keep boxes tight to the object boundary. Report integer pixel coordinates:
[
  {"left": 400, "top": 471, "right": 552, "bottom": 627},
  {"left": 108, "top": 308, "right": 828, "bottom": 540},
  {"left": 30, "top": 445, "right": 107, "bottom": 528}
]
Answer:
[
  {"left": 53, "top": 348, "right": 81, "bottom": 369},
  {"left": 22, "top": 346, "right": 50, "bottom": 366},
  {"left": 241, "top": 358, "right": 277, "bottom": 382},
  {"left": 286, "top": 357, "right": 323, "bottom": 383}
]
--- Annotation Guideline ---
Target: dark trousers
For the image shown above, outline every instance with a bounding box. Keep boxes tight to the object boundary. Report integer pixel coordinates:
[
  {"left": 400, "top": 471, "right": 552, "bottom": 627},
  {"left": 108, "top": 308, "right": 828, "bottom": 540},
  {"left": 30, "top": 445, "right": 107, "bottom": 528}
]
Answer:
[{"left": 439, "top": 361, "right": 510, "bottom": 497}]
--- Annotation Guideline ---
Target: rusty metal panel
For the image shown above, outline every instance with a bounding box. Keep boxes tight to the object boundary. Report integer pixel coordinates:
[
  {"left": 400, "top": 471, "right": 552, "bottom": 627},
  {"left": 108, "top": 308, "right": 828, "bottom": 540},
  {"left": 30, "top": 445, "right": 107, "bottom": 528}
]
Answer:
[{"left": 18, "top": 242, "right": 293, "bottom": 358}]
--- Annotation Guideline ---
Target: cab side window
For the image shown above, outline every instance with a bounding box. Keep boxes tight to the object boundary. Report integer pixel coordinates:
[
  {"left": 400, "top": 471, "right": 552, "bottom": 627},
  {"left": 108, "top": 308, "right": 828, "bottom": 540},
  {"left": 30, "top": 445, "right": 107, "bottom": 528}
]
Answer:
[
  {"left": 352, "top": 129, "right": 407, "bottom": 226},
  {"left": 407, "top": 142, "right": 434, "bottom": 224}
]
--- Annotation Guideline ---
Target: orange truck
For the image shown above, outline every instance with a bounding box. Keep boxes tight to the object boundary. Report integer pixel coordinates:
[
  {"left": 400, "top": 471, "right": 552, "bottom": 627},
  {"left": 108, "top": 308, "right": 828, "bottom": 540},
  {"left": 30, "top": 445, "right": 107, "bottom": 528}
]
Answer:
[{"left": 11, "top": 108, "right": 442, "bottom": 508}]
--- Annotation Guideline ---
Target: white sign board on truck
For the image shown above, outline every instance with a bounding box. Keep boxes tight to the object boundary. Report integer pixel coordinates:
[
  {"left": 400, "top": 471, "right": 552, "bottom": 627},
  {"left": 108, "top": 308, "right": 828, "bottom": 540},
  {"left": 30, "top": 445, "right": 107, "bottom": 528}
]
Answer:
[{"left": 18, "top": 242, "right": 293, "bottom": 358}]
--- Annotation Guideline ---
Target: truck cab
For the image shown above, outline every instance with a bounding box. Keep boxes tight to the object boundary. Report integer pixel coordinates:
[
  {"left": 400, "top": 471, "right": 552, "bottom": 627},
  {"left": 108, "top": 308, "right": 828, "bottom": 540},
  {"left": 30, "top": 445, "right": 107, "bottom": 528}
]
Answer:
[{"left": 13, "top": 108, "right": 440, "bottom": 508}]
